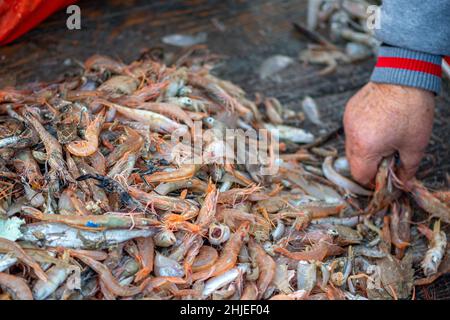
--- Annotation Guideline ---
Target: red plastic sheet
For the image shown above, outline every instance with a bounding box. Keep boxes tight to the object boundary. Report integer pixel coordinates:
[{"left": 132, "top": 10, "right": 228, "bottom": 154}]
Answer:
[{"left": 0, "top": 0, "right": 78, "bottom": 45}]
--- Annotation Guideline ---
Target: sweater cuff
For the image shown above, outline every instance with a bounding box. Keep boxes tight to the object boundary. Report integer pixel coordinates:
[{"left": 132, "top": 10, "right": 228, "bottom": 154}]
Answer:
[{"left": 371, "top": 46, "right": 442, "bottom": 94}]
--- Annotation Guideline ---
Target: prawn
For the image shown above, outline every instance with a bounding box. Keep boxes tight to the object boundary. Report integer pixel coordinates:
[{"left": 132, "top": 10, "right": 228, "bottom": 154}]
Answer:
[
  {"left": 191, "top": 246, "right": 219, "bottom": 273},
  {"left": 189, "top": 74, "right": 254, "bottom": 121},
  {"left": 274, "top": 237, "right": 344, "bottom": 262},
  {"left": 134, "top": 237, "right": 155, "bottom": 283},
  {"left": 390, "top": 203, "right": 410, "bottom": 250},
  {"left": 12, "top": 149, "right": 44, "bottom": 189},
  {"left": 23, "top": 111, "right": 73, "bottom": 183},
  {"left": 66, "top": 111, "right": 105, "bottom": 157},
  {"left": 240, "top": 281, "right": 259, "bottom": 300},
  {"left": 97, "top": 99, "right": 187, "bottom": 134},
  {"left": 410, "top": 180, "right": 450, "bottom": 223},
  {"left": 105, "top": 126, "right": 144, "bottom": 167},
  {"left": 195, "top": 182, "right": 219, "bottom": 231},
  {"left": 0, "top": 273, "right": 33, "bottom": 300},
  {"left": 144, "top": 164, "right": 201, "bottom": 184},
  {"left": 71, "top": 251, "right": 142, "bottom": 297},
  {"left": 128, "top": 186, "right": 199, "bottom": 218},
  {"left": 418, "top": 220, "right": 447, "bottom": 276},
  {"left": 0, "top": 238, "right": 47, "bottom": 282},
  {"left": 248, "top": 238, "right": 276, "bottom": 299},
  {"left": 191, "top": 222, "right": 250, "bottom": 281},
  {"left": 133, "top": 102, "right": 194, "bottom": 128},
  {"left": 366, "top": 158, "right": 397, "bottom": 214}
]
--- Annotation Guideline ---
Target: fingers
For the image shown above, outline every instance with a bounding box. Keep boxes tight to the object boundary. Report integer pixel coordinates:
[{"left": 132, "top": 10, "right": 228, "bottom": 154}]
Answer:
[
  {"left": 397, "top": 149, "right": 424, "bottom": 189},
  {"left": 346, "top": 147, "right": 382, "bottom": 186}
]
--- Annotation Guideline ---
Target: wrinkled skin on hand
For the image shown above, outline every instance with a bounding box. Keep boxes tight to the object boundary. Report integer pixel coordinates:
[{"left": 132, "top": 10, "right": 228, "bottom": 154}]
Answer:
[{"left": 344, "top": 82, "right": 435, "bottom": 188}]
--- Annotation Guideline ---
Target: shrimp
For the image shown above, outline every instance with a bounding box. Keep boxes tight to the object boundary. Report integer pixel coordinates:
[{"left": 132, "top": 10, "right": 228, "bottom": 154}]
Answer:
[
  {"left": 71, "top": 252, "right": 142, "bottom": 297},
  {"left": 433, "top": 191, "right": 450, "bottom": 203},
  {"left": 105, "top": 126, "right": 144, "bottom": 167},
  {"left": 66, "top": 111, "right": 105, "bottom": 157},
  {"left": 183, "top": 236, "right": 203, "bottom": 282},
  {"left": 0, "top": 273, "right": 33, "bottom": 300},
  {"left": 191, "top": 246, "right": 219, "bottom": 273},
  {"left": 274, "top": 237, "right": 344, "bottom": 262},
  {"left": 154, "top": 178, "right": 208, "bottom": 195},
  {"left": 269, "top": 290, "right": 308, "bottom": 300},
  {"left": 418, "top": 220, "right": 447, "bottom": 276},
  {"left": 133, "top": 102, "right": 194, "bottom": 128},
  {"left": 144, "top": 164, "right": 201, "bottom": 184},
  {"left": 390, "top": 203, "right": 410, "bottom": 250},
  {"left": 217, "top": 184, "right": 262, "bottom": 205},
  {"left": 23, "top": 111, "right": 73, "bottom": 183},
  {"left": 67, "top": 249, "right": 108, "bottom": 261},
  {"left": 87, "top": 150, "right": 107, "bottom": 175},
  {"left": 0, "top": 238, "right": 47, "bottom": 282},
  {"left": 191, "top": 222, "right": 250, "bottom": 281},
  {"left": 128, "top": 186, "right": 199, "bottom": 218},
  {"left": 141, "top": 276, "right": 186, "bottom": 294},
  {"left": 322, "top": 156, "right": 372, "bottom": 196},
  {"left": 248, "top": 238, "right": 276, "bottom": 299},
  {"left": 134, "top": 237, "right": 155, "bottom": 283},
  {"left": 189, "top": 74, "right": 253, "bottom": 121},
  {"left": 97, "top": 99, "right": 187, "bottom": 134},
  {"left": 240, "top": 281, "right": 259, "bottom": 300},
  {"left": 195, "top": 182, "right": 219, "bottom": 231},
  {"left": 366, "top": 158, "right": 397, "bottom": 214},
  {"left": 410, "top": 180, "right": 450, "bottom": 223},
  {"left": 84, "top": 54, "right": 127, "bottom": 74},
  {"left": 264, "top": 97, "right": 283, "bottom": 125},
  {"left": 107, "top": 151, "right": 136, "bottom": 181},
  {"left": 12, "top": 149, "right": 44, "bottom": 189}
]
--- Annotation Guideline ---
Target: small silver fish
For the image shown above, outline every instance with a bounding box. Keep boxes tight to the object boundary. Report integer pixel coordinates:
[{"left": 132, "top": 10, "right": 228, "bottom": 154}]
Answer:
[
  {"left": 264, "top": 123, "right": 314, "bottom": 144},
  {"left": 259, "top": 55, "right": 294, "bottom": 80},
  {"left": 162, "top": 32, "right": 207, "bottom": 47},
  {"left": 302, "top": 96, "right": 324, "bottom": 126}
]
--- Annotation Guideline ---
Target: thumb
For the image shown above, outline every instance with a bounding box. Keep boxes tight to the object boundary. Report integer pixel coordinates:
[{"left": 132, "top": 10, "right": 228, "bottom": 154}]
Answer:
[
  {"left": 346, "top": 151, "right": 382, "bottom": 187},
  {"left": 397, "top": 149, "right": 423, "bottom": 189}
]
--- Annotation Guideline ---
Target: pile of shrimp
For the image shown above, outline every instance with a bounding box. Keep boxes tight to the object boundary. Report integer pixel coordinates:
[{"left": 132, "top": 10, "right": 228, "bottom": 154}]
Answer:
[{"left": 0, "top": 47, "right": 448, "bottom": 300}]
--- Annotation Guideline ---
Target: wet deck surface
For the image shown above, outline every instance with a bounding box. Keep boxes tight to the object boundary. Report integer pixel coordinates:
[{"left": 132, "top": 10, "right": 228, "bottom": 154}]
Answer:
[{"left": 0, "top": 0, "right": 448, "bottom": 298}]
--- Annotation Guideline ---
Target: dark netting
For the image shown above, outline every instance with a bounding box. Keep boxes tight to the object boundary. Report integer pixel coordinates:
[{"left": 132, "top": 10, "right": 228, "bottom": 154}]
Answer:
[{"left": 417, "top": 274, "right": 450, "bottom": 300}]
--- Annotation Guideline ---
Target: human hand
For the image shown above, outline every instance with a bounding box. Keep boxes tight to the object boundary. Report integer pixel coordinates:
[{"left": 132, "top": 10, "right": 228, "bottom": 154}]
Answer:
[{"left": 343, "top": 82, "right": 435, "bottom": 188}]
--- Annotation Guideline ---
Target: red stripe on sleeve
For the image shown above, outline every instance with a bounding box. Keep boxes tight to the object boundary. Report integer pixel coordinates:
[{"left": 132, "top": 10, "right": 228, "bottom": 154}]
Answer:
[{"left": 376, "top": 57, "right": 442, "bottom": 77}]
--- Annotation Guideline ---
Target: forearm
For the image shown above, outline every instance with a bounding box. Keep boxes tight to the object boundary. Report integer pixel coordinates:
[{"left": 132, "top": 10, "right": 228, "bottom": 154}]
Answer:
[{"left": 371, "top": 0, "right": 450, "bottom": 94}]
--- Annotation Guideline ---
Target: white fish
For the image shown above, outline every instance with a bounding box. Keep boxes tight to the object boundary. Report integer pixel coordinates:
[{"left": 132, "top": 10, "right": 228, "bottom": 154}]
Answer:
[
  {"left": 20, "top": 223, "right": 157, "bottom": 249},
  {"left": 33, "top": 265, "right": 72, "bottom": 300},
  {"left": 162, "top": 32, "right": 207, "bottom": 47},
  {"left": 264, "top": 123, "right": 314, "bottom": 144},
  {"left": 259, "top": 55, "right": 294, "bottom": 80},
  {"left": 322, "top": 157, "right": 372, "bottom": 196},
  {"left": 202, "top": 265, "right": 248, "bottom": 297},
  {"left": 297, "top": 261, "right": 317, "bottom": 294},
  {"left": 302, "top": 96, "right": 324, "bottom": 126},
  {"left": 154, "top": 253, "right": 184, "bottom": 277},
  {"left": 333, "top": 156, "right": 351, "bottom": 177},
  {"left": 307, "top": 0, "right": 322, "bottom": 30}
]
